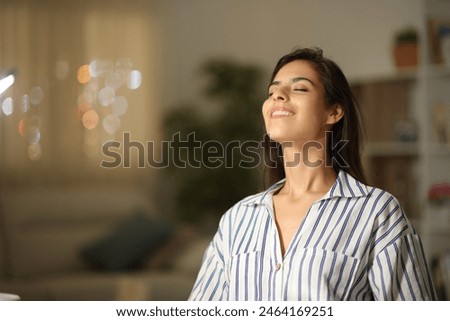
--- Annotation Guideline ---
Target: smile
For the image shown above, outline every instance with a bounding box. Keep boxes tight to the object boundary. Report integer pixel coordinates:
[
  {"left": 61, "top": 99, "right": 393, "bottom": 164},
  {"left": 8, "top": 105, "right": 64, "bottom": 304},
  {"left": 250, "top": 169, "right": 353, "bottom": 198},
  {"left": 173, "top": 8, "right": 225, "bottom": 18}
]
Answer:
[{"left": 271, "top": 109, "right": 294, "bottom": 118}]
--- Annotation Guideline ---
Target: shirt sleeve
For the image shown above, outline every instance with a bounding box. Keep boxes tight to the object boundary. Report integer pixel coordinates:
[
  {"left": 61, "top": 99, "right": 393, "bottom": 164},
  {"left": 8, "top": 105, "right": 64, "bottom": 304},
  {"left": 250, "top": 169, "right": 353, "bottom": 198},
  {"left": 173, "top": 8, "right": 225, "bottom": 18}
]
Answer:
[
  {"left": 369, "top": 231, "right": 437, "bottom": 300},
  {"left": 188, "top": 215, "right": 229, "bottom": 301}
]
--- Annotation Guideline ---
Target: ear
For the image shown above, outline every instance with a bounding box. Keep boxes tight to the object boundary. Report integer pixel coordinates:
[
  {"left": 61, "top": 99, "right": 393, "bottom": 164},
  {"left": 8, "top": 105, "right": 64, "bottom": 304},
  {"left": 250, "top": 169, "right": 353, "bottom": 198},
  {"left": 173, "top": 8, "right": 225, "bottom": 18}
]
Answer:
[{"left": 326, "top": 104, "right": 344, "bottom": 125}]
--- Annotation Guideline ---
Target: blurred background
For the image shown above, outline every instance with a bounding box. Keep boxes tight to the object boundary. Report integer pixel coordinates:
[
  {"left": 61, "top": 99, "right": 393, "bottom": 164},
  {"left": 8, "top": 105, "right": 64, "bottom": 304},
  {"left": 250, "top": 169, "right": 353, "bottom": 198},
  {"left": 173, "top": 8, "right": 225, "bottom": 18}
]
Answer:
[{"left": 0, "top": 0, "right": 449, "bottom": 300}]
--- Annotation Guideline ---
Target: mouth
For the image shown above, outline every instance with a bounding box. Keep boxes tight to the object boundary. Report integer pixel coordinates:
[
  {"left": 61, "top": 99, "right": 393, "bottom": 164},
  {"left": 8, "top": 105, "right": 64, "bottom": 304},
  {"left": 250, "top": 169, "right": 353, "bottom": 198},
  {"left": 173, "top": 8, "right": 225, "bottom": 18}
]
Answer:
[{"left": 270, "top": 107, "right": 295, "bottom": 118}]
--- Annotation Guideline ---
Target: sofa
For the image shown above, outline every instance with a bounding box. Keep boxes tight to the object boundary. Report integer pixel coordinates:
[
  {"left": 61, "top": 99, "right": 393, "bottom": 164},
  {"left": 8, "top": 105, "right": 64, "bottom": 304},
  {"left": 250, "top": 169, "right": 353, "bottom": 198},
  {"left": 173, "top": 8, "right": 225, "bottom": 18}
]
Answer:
[{"left": 0, "top": 183, "right": 211, "bottom": 300}]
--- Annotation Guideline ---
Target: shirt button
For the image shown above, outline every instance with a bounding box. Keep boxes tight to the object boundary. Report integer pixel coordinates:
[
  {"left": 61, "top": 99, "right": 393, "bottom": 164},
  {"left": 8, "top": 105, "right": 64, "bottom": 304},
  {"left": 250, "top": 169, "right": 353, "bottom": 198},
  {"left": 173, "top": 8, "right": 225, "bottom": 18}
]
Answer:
[{"left": 275, "top": 263, "right": 282, "bottom": 271}]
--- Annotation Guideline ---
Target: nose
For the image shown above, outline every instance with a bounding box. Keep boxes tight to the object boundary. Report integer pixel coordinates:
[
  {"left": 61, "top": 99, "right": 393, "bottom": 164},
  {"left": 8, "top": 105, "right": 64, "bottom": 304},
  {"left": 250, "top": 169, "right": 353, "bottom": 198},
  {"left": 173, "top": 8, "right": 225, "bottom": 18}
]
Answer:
[{"left": 271, "top": 87, "right": 287, "bottom": 101}]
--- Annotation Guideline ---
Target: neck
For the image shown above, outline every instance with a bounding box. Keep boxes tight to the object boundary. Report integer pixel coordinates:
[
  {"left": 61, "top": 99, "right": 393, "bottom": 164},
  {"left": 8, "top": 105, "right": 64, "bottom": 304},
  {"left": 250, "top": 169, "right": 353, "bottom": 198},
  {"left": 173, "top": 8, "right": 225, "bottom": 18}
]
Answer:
[{"left": 279, "top": 142, "right": 337, "bottom": 198}]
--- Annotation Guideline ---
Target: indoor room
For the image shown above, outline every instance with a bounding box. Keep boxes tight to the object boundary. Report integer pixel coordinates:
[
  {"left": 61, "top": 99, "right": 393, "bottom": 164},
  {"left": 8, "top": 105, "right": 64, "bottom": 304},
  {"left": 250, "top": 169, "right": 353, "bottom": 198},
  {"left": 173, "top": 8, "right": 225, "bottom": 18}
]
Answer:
[{"left": 0, "top": 0, "right": 449, "bottom": 301}]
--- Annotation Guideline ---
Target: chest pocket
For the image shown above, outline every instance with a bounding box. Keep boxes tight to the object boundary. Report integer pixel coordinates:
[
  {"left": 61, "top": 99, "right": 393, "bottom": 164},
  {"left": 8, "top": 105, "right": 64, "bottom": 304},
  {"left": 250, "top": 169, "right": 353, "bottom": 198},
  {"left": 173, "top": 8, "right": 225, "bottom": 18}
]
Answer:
[
  {"left": 226, "top": 251, "right": 261, "bottom": 300},
  {"left": 285, "top": 248, "right": 363, "bottom": 300},
  {"left": 226, "top": 248, "right": 364, "bottom": 300}
]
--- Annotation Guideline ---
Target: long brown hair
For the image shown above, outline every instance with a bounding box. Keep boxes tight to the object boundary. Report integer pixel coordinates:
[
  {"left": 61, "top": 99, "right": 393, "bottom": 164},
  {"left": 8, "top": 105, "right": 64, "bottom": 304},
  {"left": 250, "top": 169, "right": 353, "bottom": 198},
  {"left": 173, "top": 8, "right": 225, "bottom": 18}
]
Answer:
[{"left": 263, "top": 47, "right": 367, "bottom": 187}]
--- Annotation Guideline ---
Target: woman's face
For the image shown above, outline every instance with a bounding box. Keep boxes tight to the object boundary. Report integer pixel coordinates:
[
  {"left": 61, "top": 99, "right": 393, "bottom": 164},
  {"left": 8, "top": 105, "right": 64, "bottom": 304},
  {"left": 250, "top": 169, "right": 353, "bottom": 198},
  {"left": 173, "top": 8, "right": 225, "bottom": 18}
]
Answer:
[{"left": 262, "top": 60, "right": 339, "bottom": 146}]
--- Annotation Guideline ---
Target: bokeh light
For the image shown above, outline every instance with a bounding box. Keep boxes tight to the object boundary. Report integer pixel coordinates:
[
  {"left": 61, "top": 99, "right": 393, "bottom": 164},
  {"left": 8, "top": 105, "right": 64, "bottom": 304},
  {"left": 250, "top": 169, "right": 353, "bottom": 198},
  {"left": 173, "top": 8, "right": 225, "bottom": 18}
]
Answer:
[
  {"left": 18, "top": 118, "right": 26, "bottom": 137},
  {"left": 78, "top": 92, "right": 94, "bottom": 106},
  {"left": 77, "top": 92, "right": 94, "bottom": 113},
  {"left": 2, "top": 73, "right": 46, "bottom": 160},
  {"left": 21, "top": 94, "right": 30, "bottom": 113},
  {"left": 102, "top": 113, "right": 121, "bottom": 134},
  {"left": 76, "top": 57, "right": 142, "bottom": 140},
  {"left": 98, "top": 86, "right": 115, "bottom": 106},
  {"left": 127, "top": 70, "right": 142, "bottom": 90},
  {"left": 82, "top": 109, "right": 99, "bottom": 130},
  {"left": 84, "top": 79, "right": 99, "bottom": 98},
  {"left": 27, "top": 127, "right": 41, "bottom": 144},
  {"left": 89, "top": 59, "right": 113, "bottom": 78},
  {"left": 112, "top": 96, "right": 128, "bottom": 116},
  {"left": 29, "top": 86, "right": 44, "bottom": 105},
  {"left": 78, "top": 102, "right": 91, "bottom": 113},
  {"left": 116, "top": 57, "right": 133, "bottom": 74},
  {"left": 105, "top": 72, "right": 124, "bottom": 90},
  {"left": 1, "top": 97, "right": 14, "bottom": 115},
  {"left": 77, "top": 64, "right": 91, "bottom": 84},
  {"left": 28, "top": 143, "right": 42, "bottom": 161}
]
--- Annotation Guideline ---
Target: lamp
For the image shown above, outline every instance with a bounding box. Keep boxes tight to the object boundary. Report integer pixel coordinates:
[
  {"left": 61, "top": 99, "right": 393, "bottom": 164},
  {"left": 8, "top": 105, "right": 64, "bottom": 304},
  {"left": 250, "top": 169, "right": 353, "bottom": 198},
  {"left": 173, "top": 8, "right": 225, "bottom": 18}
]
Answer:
[{"left": 0, "top": 71, "right": 15, "bottom": 96}]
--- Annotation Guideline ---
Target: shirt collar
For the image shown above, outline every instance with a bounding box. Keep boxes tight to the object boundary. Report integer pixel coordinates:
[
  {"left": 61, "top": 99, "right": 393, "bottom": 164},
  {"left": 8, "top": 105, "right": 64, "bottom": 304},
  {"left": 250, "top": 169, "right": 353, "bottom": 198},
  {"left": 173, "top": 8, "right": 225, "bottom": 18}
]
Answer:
[
  {"left": 327, "top": 170, "right": 368, "bottom": 198},
  {"left": 242, "top": 170, "right": 368, "bottom": 206}
]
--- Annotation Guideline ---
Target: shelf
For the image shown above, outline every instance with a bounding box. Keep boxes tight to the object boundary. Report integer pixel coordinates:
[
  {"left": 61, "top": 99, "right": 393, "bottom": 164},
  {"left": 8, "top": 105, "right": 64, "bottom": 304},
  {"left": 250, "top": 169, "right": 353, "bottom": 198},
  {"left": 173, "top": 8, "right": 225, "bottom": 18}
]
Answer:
[
  {"left": 349, "top": 65, "right": 450, "bottom": 85},
  {"left": 364, "top": 142, "right": 419, "bottom": 157},
  {"left": 349, "top": 68, "right": 417, "bottom": 85}
]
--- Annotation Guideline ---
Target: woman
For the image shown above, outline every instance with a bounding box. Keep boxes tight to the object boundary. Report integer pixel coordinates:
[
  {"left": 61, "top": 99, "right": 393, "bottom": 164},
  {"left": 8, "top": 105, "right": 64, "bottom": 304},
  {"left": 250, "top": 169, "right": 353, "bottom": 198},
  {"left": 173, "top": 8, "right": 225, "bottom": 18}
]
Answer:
[{"left": 189, "top": 47, "right": 436, "bottom": 300}]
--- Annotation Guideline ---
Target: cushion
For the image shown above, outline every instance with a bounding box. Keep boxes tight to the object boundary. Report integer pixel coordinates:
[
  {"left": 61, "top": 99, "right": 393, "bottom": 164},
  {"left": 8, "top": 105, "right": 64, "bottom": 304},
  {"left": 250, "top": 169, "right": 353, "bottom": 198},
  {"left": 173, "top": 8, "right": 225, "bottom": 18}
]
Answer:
[
  {"left": 144, "top": 224, "right": 197, "bottom": 269},
  {"left": 81, "top": 212, "right": 174, "bottom": 271}
]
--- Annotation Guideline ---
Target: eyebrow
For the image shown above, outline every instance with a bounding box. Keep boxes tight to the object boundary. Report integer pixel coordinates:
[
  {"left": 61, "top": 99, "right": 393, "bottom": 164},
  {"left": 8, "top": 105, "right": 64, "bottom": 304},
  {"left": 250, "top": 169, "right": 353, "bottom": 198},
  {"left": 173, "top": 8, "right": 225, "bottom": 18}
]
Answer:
[{"left": 269, "top": 76, "right": 315, "bottom": 88}]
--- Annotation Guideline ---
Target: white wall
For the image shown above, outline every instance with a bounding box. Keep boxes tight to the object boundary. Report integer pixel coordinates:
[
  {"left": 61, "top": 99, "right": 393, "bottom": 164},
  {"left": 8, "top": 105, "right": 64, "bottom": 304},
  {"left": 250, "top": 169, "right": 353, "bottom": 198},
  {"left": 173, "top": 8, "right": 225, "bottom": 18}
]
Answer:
[{"left": 154, "top": 0, "right": 422, "bottom": 107}]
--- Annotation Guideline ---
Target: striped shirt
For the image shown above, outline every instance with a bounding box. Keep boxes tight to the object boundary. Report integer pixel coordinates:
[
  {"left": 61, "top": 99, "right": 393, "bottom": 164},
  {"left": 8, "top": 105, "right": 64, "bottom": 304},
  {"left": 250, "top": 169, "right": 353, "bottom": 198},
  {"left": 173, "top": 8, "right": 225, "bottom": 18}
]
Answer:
[{"left": 189, "top": 170, "right": 436, "bottom": 301}]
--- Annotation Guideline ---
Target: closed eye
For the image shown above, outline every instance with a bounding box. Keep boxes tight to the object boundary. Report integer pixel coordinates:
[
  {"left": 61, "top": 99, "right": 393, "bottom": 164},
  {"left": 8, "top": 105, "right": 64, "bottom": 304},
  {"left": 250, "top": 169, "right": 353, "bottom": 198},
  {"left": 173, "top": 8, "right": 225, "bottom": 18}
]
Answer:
[{"left": 293, "top": 88, "right": 308, "bottom": 92}]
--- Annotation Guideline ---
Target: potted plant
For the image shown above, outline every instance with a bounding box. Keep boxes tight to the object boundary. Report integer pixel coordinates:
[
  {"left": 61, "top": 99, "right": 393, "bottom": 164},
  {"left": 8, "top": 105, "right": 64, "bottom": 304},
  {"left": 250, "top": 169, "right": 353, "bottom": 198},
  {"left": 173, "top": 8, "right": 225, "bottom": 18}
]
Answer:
[{"left": 393, "top": 27, "right": 419, "bottom": 68}]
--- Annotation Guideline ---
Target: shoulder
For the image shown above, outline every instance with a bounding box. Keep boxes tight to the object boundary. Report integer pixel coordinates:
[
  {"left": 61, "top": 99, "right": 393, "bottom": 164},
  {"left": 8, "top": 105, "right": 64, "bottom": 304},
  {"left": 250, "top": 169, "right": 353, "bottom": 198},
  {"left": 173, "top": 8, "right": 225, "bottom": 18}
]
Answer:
[
  {"left": 339, "top": 171, "right": 415, "bottom": 231},
  {"left": 363, "top": 183, "right": 403, "bottom": 214},
  {"left": 365, "top": 185, "right": 400, "bottom": 208},
  {"left": 340, "top": 171, "right": 403, "bottom": 212},
  {"left": 359, "top": 183, "right": 417, "bottom": 236}
]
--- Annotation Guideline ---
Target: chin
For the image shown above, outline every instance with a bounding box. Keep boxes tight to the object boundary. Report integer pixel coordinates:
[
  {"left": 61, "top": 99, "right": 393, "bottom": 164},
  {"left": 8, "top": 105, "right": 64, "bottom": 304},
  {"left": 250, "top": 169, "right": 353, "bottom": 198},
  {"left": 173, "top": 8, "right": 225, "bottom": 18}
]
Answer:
[{"left": 266, "top": 131, "right": 294, "bottom": 145}]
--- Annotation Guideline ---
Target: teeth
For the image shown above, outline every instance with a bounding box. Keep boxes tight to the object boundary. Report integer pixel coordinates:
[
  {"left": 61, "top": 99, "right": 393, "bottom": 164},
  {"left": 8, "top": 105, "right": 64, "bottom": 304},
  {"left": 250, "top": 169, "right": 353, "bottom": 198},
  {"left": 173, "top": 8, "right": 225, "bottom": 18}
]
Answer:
[{"left": 272, "top": 110, "right": 293, "bottom": 117}]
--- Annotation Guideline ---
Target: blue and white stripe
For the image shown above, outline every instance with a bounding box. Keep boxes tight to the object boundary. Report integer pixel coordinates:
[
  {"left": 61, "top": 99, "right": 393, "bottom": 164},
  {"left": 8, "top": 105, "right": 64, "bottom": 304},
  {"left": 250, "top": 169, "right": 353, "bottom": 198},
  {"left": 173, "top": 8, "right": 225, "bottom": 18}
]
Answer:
[{"left": 189, "top": 170, "right": 436, "bottom": 301}]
